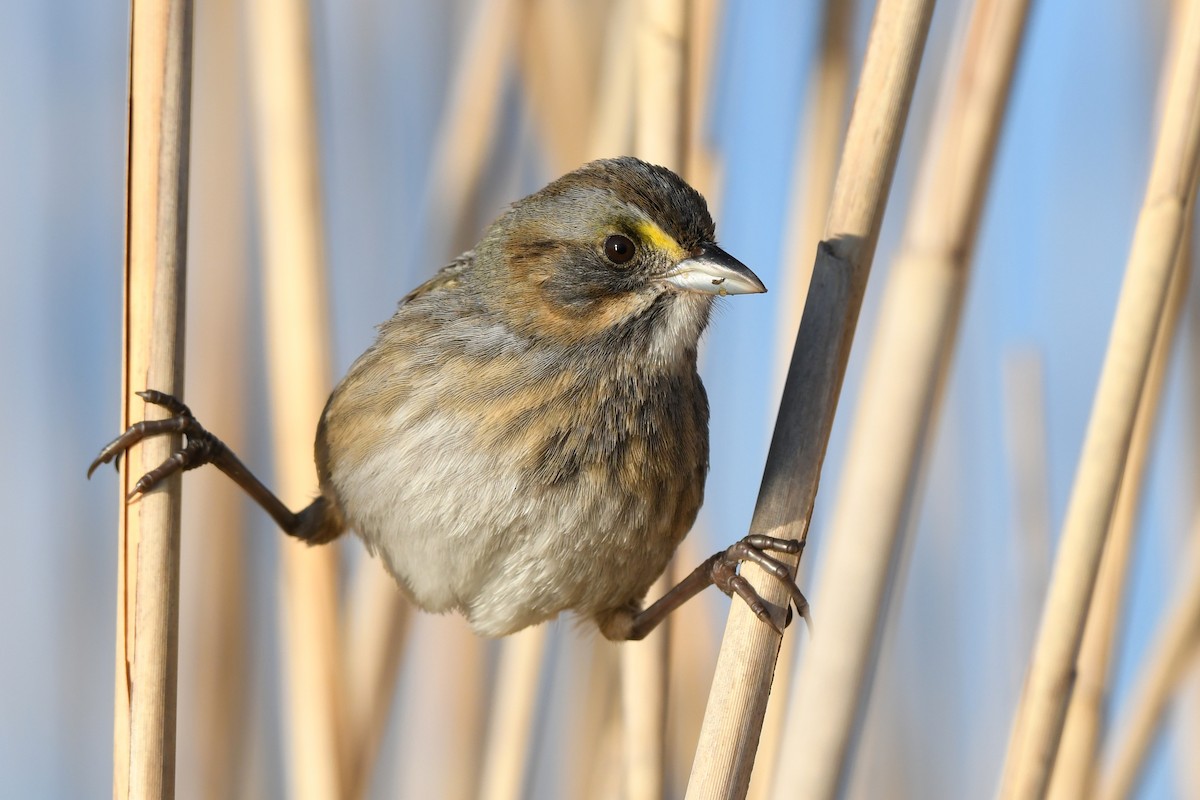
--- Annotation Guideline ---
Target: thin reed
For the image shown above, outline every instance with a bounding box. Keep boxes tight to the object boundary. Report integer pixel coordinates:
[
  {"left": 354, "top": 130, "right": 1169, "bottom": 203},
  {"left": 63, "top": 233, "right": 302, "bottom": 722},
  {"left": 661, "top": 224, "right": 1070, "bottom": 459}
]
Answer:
[
  {"left": 772, "top": 0, "right": 1035, "bottom": 796},
  {"left": 687, "top": 0, "right": 937, "bottom": 796},
  {"left": 998, "top": 0, "right": 1200, "bottom": 793},
  {"left": 114, "top": 3, "right": 194, "bottom": 798},
  {"left": 246, "top": 0, "right": 345, "bottom": 797}
]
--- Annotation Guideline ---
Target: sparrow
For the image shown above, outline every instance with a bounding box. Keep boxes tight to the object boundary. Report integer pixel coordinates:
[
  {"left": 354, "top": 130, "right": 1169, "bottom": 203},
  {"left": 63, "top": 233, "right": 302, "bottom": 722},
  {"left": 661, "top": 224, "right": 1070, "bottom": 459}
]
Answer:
[{"left": 91, "top": 156, "right": 807, "bottom": 641}]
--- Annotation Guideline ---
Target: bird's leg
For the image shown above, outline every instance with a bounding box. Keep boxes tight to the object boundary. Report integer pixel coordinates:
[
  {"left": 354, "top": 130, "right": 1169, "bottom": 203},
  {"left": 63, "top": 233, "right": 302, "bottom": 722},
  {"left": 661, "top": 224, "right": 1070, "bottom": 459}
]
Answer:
[
  {"left": 624, "top": 535, "right": 809, "bottom": 641},
  {"left": 89, "top": 390, "right": 327, "bottom": 541}
]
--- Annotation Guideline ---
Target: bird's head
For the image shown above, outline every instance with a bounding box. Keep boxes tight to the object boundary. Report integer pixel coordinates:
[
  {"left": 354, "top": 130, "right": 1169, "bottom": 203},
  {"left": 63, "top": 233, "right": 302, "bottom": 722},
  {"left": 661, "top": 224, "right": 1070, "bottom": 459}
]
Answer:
[{"left": 475, "top": 157, "right": 765, "bottom": 362}]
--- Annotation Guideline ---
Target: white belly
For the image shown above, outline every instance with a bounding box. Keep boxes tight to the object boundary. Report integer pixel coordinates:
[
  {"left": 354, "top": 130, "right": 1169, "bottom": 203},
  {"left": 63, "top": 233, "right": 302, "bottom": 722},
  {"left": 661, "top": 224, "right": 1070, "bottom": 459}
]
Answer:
[{"left": 332, "top": 407, "right": 681, "bottom": 637}]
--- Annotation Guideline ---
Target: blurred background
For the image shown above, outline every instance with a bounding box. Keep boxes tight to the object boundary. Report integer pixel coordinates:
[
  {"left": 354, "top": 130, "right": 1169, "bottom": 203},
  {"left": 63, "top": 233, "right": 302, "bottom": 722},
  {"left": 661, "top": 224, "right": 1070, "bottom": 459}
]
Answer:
[{"left": 2, "top": 0, "right": 1197, "bottom": 797}]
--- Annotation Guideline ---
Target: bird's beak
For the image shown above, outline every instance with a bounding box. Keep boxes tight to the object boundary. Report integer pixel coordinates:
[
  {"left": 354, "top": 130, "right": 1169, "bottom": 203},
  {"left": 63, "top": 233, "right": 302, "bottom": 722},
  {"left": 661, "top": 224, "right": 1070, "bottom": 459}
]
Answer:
[{"left": 663, "top": 244, "right": 767, "bottom": 296}]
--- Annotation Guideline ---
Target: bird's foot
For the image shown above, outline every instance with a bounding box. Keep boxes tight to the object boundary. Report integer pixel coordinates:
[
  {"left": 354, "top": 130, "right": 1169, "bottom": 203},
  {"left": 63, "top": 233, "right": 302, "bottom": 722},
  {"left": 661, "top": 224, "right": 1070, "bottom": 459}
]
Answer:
[
  {"left": 88, "top": 390, "right": 225, "bottom": 500},
  {"left": 709, "top": 534, "right": 810, "bottom": 635}
]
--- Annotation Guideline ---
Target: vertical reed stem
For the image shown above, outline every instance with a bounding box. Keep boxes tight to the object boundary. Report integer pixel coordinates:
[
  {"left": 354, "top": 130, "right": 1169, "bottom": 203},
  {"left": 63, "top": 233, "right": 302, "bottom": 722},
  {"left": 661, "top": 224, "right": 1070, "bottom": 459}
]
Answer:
[
  {"left": 998, "top": 0, "right": 1200, "bottom": 794},
  {"left": 1048, "top": 223, "right": 1192, "bottom": 800},
  {"left": 178, "top": 0, "right": 249, "bottom": 794},
  {"left": 771, "top": 0, "right": 1034, "bottom": 796},
  {"left": 246, "top": 0, "right": 345, "bottom": 797},
  {"left": 686, "top": 1, "right": 936, "bottom": 796},
  {"left": 114, "top": 2, "right": 194, "bottom": 798}
]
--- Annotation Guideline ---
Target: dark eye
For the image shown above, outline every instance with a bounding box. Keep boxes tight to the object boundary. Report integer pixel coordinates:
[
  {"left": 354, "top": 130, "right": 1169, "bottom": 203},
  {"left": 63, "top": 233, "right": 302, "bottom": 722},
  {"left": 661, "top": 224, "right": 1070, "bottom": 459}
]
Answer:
[{"left": 604, "top": 234, "right": 636, "bottom": 265}]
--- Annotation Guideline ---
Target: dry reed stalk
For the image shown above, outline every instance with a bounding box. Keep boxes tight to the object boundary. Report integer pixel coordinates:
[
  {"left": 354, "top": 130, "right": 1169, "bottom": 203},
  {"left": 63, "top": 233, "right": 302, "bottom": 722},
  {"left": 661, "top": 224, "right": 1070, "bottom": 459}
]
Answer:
[
  {"left": 683, "top": 0, "right": 724, "bottom": 206},
  {"left": 749, "top": 5, "right": 856, "bottom": 797},
  {"left": 564, "top": 636, "right": 621, "bottom": 799},
  {"left": 997, "top": 0, "right": 1200, "bottom": 794},
  {"left": 113, "top": 3, "right": 193, "bottom": 798},
  {"left": 667, "top": 536, "right": 723, "bottom": 795},
  {"left": 516, "top": 0, "right": 609, "bottom": 172},
  {"left": 429, "top": 0, "right": 518, "bottom": 252},
  {"left": 246, "top": 1, "right": 346, "bottom": 797},
  {"left": 479, "top": 625, "right": 551, "bottom": 800},
  {"left": 177, "top": 0, "right": 248, "bottom": 795},
  {"left": 768, "top": 1, "right": 1033, "bottom": 796},
  {"left": 1047, "top": 6, "right": 1195, "bottom": 790},
  {"left": 624, "top": 2, "right": 687, "bottom": 798},
  {"left": 344, "top": 560, "right": 411, "bottom": 800},
  {"left": 587, "top": 0, "right": 637, "bottom": 161},
  {"left": 1098, "top": 512, "right": 1200, "bottom": 800},
  {"left": 685, "top": 1, "right": 936, "bottom": 796},
  {"left": 773, "top": 0, "right": 856, "bottom": 384},
  {"left": 1047, "top": 226, "right": 1192, "bottom": 800}
]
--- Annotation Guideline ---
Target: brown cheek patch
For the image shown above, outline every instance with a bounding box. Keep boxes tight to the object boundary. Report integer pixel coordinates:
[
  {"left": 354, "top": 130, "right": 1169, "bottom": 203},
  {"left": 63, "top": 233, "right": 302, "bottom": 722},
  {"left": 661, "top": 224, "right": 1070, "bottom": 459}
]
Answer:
[{"left": 500, "top": 237, "right": 655, "bottom": 343}]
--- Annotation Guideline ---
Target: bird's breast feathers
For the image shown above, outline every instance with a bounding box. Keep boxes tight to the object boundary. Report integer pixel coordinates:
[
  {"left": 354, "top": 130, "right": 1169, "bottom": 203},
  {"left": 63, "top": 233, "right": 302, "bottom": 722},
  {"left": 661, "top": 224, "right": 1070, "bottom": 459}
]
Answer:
[{"left": 321, "top": 323, "right": 708, "bottom": 636}]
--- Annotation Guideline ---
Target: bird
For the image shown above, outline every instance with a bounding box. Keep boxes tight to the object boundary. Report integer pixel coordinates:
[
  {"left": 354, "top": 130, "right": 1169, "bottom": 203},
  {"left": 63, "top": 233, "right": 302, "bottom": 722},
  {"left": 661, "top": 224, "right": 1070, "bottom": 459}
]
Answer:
[{"left": 90, "top": 156, "right": 807, "bottom": 641}]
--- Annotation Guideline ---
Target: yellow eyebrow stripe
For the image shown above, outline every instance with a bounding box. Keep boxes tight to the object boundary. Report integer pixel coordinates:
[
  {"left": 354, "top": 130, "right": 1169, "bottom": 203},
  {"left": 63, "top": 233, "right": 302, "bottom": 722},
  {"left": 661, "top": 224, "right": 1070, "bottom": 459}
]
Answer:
[{"left": 634, "top": 220, "right": 688, "bottom": 261}]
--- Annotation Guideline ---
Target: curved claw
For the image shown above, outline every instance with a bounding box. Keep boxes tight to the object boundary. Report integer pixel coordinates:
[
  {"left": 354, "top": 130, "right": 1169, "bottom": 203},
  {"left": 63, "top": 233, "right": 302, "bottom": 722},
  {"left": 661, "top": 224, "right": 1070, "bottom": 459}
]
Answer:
[
  {"left": 87, "top": 416, "right": 194, "bottom": 478},
  {"left": 713, "top": 534, "right": 809, "bottom": 635}
]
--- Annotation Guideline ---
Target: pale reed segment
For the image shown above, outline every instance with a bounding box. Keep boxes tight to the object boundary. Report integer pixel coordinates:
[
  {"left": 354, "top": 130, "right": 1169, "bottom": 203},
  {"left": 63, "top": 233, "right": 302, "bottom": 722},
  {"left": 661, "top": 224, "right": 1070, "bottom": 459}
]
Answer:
[
  {"left": 623, "top": 588, "right": 670, "bottom": 800},
  {"left": 683, "top": 0, "right": 726, "bottom": 209},
  {"left": 751, "top": 3, "right": 855, "bottom": 795},
  {"left": 177, "top": 0, "right": 250, "bottom": 794},
  {"left": 627, "top": 1, "right": 688, "bottom": 797},
  {"left": 998, "top": 0, "right": 1200, "bottom": 792},
  {"left": 1047, "top": 3, "right": 1197, "bottom": 790},
  {"left": 515, "top": 0, "right": 609, "bottom": 173},
  {"left": 769, "top": 0, "right": 1035, "bottom": 796},
  {"left": 587, "top": 0, "right": 637, "bottom": 161},
  {"left": 115, "top": 3, "right": 194, "bottom": 799},
  {"left": 246, "top": 0, "right": 345, "bottom": 798},
  {"left": 480, "top": 626, "right": 551, "bottom": 800},
  {"left": 773, "top": 0, "right": 855, "bottom": 389},
  {"left": 770, "top": 250, "right": 964, "bottom": 800},
  {"left": 1046, "top": 224, "right": 1192, "bottom": 800},
  {"left": 344, "top": 560, "right": 412, "bottom": 800},
  {"left": 685, "top": 0, "right": 937, "bottom": 797},
  {"left": 1098, "top": 512, "right": 1200, "bottom": 800},
  {"left": 635, "top": 0, "right": 687, "bottom": 169},
  {"left": 427, "top": 0, "right": 518, "bottom": 253}
]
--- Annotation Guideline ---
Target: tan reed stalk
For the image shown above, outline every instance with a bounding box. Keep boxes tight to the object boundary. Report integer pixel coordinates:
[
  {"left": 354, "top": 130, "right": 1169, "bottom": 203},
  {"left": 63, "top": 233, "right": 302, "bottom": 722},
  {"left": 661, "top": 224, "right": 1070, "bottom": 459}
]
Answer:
[
  {"left": 344, "top": 560, "right": 411, "bottom": 800},
  {"left": 587, "top": 0, "right": 637, "bottom": 161},
  {"left": 666, "top": 537, "right": 722, "bottom": 795},
  {"left": 177, "top": 0, "right": 249, "bottom": 795},
  {"left": 685, "top": 2, "right": 936, "bottom": 796},
  {"left": 479, "top": 625, "right": 551, "bottom": 800},
  {"left": 773, "top": 0, "right": 856, "bottom": 384},
  {"left": 428, "top": 0, "right": 518, "bottom": 252},
  {"left": 113, "top": 3, "right": 194, "bottom": 798},
  {"left": 1001, "top": 350, "right": 1054, "bottom": 657},
  {"left": 998, "top": 1, "right": 1200, "bottom": 794},
  {"left": 1047, "top": 226, "right": 1193, "bottom": 800},
  {"left": 564, "top": 635, "right": 621, "bottom": 799},
  {"left": 516, "top": 0, "right": 609, "bottom": 172},
  {"left": 748, "top": 6, "right": 856, "bottom": 798},
  {"left": 767, "top": 1, "right": 1034, "bottom": 796},
  {"left": 1047, "top": 6, "right": 1195, "bottom": 789},
  {"left": 1098, "top": 512, "right": 1200, "bottom": 800},
  {"left": 683, "top": 0, "right": 724, "bottom": 206},
  {"left": 624, "top": 2, "right": 687, "bottom": 798},
  {"left": 246, "top": 1, "right": 347, "bottom": 798},
  {"left": 1178, "top": 217, "right": 1200, "bottom": 800}
]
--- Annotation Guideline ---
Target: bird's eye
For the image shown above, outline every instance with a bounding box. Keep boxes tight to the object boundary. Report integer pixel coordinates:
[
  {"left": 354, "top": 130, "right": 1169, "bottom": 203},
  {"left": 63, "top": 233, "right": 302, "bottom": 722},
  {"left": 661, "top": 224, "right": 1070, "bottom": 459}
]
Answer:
[{"left": 604, "top": 234, "right": 636, "bottom": 265}]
